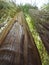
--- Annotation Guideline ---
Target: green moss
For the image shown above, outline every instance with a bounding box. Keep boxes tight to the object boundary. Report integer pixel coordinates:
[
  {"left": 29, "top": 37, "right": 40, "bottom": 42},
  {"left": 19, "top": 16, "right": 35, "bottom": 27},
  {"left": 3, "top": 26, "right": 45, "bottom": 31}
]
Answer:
[{"left": 26, "top": 14, "right": 49, "bottom": 65}]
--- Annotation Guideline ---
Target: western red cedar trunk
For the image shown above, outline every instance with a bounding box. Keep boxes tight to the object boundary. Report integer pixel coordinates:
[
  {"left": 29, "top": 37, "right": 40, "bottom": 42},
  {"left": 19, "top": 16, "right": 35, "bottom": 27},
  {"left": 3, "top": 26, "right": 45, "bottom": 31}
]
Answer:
[{"left": 0, "top": 12, "right": 42, "bottom": 65}]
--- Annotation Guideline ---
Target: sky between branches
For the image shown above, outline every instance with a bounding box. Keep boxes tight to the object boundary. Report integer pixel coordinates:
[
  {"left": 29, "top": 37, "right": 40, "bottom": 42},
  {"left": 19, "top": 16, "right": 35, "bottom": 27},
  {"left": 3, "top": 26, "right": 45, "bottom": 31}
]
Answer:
[{"left": 14, "top": 0, "right": 48, "bottom": 8}]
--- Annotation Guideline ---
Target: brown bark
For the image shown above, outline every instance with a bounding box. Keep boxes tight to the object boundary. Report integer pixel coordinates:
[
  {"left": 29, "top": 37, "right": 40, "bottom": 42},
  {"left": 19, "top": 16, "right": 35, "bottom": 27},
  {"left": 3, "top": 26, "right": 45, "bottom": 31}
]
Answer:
[{"left": 0, "top": 12, "right": 42, "bottom": 65}]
